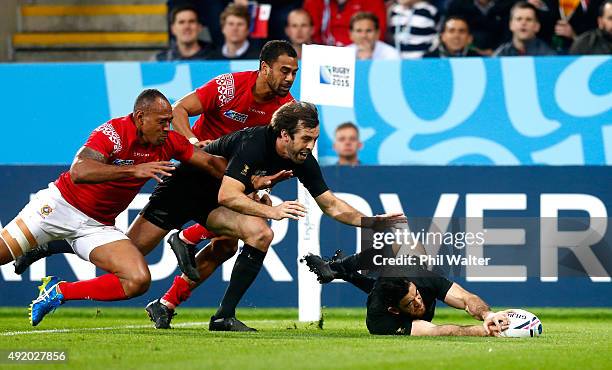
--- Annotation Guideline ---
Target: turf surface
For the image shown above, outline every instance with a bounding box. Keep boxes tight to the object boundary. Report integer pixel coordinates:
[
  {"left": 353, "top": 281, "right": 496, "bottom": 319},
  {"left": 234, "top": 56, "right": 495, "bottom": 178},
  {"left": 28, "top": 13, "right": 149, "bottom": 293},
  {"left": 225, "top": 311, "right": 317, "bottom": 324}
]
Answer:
[{"left": 0, "top": 307, "right": 610, "bottom": 369}]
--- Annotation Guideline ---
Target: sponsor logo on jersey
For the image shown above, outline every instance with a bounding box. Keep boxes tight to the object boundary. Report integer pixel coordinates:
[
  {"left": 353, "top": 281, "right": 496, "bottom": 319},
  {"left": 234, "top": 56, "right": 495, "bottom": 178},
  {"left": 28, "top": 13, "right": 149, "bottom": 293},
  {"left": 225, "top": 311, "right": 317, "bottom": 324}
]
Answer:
[
  {"left": 253, "top": 170, "right": 268, "bottom": 176},
  {"left": 249, "top": 107, "right": 266, "bottom": 115},
  {"left": 241, "top": 164, "right": 250, "bottom": 176},
  {"left": 132, "top": 152, "right": 151, "bottom": 158},
  {"left": 223, "top": 110, "right": 249, "bottom": 124},
  {"left": 113, "top": 159, "right": 135, "bottom": 166}
]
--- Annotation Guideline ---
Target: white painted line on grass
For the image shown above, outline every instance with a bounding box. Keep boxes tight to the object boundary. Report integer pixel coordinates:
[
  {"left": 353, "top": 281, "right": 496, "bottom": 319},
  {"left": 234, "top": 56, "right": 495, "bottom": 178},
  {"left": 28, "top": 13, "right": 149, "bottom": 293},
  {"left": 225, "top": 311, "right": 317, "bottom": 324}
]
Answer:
[{"left": 0, "top": 320, "right": 282, "bottom": 336}]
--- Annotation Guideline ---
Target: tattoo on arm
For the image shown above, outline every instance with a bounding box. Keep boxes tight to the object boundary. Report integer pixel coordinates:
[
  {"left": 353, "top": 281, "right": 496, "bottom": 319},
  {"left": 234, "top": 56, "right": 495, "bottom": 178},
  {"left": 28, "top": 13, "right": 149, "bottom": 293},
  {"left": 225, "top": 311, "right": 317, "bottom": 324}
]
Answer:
[{"left": 77, "top": 147, "right": 108, "bottom": 164}]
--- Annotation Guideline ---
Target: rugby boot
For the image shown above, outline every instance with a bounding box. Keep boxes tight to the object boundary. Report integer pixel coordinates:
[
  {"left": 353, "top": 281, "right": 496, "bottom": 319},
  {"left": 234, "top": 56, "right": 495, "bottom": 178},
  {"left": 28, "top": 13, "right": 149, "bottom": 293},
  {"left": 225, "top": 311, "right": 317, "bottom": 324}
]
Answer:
[
  {"left": 209, "top": 316, "right": 257, "bottom": 332},
  {"left": 168, "top": 232, "right": 200, "bottom": 282},
  {"left": 14, "top": 244, "right": 52, "bottom": 275},
  {"left": 29, "top": 276, "right": 64, "bottom": 326},
  {"left": 145, "top": 299, "right": 176, "bottom": 329},
  {"left": 301, "top": 253, "right": 337, "bottom": 283}
]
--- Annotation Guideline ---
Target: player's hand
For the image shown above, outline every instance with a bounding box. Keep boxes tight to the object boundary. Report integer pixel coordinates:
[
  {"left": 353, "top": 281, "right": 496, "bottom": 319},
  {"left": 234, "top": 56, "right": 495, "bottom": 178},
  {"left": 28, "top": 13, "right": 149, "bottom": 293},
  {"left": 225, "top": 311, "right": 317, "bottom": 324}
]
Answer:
[
  {"left": 251, "top": 170, "right": 293, "bottom": 190},
  {"left": 483, "top": 310, "right": 510, "bottom": 336},
  {"left": 195, "top": 139, "right": 213, "bottom": 148},
  {"left": 271, "top": 200, "right": 306, "bottom": 220},
  {"left": 251, "top": 192, "right": 273, "bottom": 206},
  {"left": 132, "top": 161, "right": 175, "bottom": 182},
  {"left": 362, "top": 213, "right": 407, "bottom": 231}
]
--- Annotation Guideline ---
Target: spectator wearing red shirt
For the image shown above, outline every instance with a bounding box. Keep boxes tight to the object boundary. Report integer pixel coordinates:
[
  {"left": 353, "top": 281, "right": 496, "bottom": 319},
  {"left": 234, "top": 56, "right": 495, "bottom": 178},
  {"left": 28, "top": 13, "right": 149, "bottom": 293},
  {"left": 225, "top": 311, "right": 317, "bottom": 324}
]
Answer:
[
  {"left": 0, "top": 90, "right": 227, "bottom": 326},
  {"left": 303, "top": 0, "right": 387, "bottom": 46}
]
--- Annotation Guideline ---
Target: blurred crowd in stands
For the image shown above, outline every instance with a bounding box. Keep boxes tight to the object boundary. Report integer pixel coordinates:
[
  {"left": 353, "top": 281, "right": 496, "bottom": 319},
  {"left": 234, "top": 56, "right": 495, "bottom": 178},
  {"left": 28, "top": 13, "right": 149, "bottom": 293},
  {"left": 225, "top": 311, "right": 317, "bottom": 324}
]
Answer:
[{"left": 155, "top": 0, "right": 611, "bottom": 61}]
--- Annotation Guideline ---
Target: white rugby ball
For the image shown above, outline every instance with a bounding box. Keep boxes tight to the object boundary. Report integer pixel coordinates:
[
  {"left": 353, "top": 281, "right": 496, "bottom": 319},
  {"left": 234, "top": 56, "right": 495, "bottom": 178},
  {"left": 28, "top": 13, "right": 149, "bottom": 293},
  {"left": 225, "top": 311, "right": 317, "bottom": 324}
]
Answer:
[{"left": 499, "top": 309, "right": 543, "bottom": 338}]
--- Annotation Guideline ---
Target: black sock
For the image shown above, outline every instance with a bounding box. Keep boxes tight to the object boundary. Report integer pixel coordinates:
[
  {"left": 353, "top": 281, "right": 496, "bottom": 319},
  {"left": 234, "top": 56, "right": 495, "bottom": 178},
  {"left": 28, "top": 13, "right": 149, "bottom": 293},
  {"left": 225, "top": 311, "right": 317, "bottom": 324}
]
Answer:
[
  {"left": 45, "top": 240, "right": 74, "bottom": 255},
  {"left": 343, "top": 272, "right": 376, "bottom": 293},
  {"left": 330, "top": 248, "right": 383, "bottom": 273},
  {"left": 214, "top": 244, "right": 266, "bottom": 319}
]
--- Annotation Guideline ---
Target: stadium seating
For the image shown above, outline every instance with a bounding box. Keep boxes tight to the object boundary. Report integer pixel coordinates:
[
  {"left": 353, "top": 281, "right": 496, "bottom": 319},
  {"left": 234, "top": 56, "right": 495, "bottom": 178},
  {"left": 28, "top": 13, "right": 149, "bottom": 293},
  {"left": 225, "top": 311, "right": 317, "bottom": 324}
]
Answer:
[{"left": 12, "top": 0, "right": 168, "bottom": 61}]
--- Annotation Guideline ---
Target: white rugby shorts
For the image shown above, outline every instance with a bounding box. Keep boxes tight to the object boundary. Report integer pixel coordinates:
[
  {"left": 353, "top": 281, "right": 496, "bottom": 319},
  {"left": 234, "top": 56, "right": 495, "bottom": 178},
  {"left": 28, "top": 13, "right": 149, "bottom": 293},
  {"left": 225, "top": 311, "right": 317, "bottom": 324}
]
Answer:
[{"left": 2, "top": 183, "right": 128, "bottom": 261}]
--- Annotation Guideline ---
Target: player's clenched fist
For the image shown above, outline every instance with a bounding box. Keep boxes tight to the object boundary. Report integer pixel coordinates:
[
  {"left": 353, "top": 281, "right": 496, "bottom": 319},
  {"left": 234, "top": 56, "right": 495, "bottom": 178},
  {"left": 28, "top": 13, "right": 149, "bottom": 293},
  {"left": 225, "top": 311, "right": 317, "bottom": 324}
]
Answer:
[
  {"left": 132, "top": 161, "right": 175, "bottom": 182},
  {"left": 271, "top": 200, "right": 307, "bottom": 220}
]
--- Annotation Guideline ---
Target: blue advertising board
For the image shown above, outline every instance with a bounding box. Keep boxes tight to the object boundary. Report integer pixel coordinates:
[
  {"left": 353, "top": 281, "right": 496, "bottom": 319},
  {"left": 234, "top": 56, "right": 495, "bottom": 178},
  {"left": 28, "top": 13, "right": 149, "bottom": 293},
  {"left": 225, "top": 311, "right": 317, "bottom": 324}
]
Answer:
[{"left": 0, "top": 166, "right": 610, "bottom": 308}]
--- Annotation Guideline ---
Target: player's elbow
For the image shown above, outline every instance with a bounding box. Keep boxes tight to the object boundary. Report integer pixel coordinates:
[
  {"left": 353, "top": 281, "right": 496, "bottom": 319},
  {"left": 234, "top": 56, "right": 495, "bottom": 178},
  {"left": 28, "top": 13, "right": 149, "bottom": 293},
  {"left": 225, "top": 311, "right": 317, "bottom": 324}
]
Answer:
[
  {"left": 217, "top": 189, "right": 234, "bottom": 207},
  {"left": 69, "top": 164, "right": 87, "bottom": 184}
]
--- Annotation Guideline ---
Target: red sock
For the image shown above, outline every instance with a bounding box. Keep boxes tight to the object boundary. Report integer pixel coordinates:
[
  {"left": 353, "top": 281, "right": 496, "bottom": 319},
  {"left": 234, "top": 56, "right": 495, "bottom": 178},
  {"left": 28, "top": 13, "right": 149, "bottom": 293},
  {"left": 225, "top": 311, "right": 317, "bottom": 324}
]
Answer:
[
  {"left": 59, "top": 274, "right": 127, "bottom": 301},
  {"left": 161, "top": 276, "right": 192, "bottom": 308},
  {"left": 181, "top": 223, "right": 216, "bottom": 244}
]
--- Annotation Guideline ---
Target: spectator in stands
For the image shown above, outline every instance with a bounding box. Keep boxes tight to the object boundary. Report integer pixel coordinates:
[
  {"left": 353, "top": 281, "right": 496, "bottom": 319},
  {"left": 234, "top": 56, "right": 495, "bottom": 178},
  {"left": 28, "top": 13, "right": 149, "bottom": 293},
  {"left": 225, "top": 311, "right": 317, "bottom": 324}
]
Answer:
[
  {"left": 446, "top": 0, "right": 516, "bottom": 54},
  {"left": 155, "top": 5, "right": 213, "bottom": 61},
  {"left": 425, "top": 16, "right": 483, "bottom": 57},
  {"left": 494, "top": 2, "right": 557, "bottom": 55},
  {"left": 208, "top": 3, "right": 260, "bottom": 59},
  {"left": 524, "top": 0, "right": 604, "bottom": 52},
  {"left": 347, "top": 12, "right": 401, "bottom": 59},
  {"left": 570, "top": 0, "right": 612, "bottom": 54},
  {"left": 387, "top": 0, "right": 439, "bottom": 59},
  {"left": 333, "top": 122, "right": 362, "bottom": 166},
  {"left": 285, "top": 9, "right": 314, "bottom": 59},
  {"left": 303, "top": 0, "right": 387, "bottom": 46}
]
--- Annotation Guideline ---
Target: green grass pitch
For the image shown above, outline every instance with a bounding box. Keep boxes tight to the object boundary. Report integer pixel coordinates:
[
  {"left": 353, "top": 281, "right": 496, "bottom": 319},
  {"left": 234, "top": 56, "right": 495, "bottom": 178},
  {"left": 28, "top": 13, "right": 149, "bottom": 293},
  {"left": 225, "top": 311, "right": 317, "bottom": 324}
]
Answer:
[{"left": 0, "top": 307, "right": 610, "bottom": 369}]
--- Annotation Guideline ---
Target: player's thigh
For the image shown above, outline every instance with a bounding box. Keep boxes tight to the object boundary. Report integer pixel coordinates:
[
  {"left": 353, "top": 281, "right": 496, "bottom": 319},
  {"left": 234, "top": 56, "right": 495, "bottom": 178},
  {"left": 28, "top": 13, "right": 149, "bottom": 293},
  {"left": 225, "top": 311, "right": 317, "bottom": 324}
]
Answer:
[
  {"left": 126, "top": 214, "right": 170, "bottom": 256},
  {"left": 88, "top": 239, "right": 150, "bottom": 280},
  {"left": 205, "top": 206, "right": 271, "bottom": 242},
  {"left": 1, "top": 184, "right": 82, "bottom": 260}
]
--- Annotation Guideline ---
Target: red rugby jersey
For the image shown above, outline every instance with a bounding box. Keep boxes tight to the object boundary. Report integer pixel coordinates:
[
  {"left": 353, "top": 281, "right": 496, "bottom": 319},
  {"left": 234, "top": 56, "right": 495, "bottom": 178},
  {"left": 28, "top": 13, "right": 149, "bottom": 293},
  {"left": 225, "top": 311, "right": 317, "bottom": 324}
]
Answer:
[
  {"left": 191, "top": 71, "right": 294, "bottom": 141},
  {"left": 55, "top": 114, "right": 194, "bottom": 225}
]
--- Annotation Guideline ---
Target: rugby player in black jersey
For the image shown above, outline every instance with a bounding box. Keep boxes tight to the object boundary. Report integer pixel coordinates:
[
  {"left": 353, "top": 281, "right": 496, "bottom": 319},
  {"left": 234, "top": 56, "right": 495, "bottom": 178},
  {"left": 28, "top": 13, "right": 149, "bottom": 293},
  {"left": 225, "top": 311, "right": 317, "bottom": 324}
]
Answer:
[
  {"left": 303, "top": 250, "right": 510, "bottom": 336},
  {"left": 132, "top": 101, "right": 404, "bottom": 331}
]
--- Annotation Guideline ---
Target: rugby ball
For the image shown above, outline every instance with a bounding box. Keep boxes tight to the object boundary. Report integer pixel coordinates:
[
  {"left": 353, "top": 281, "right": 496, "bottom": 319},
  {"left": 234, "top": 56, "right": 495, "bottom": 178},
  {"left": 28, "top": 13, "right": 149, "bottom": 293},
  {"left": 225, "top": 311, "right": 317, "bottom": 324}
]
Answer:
[{"left": 499, "top": 309, "right": 543, "bottom": 338}]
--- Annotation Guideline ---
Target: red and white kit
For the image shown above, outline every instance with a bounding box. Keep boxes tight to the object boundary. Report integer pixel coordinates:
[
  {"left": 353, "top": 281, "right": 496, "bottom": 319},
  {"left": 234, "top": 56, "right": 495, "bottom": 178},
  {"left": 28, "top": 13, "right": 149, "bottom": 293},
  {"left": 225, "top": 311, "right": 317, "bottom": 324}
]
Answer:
[{"left": 5, "top": 114, "right": 193, "bottom": 261}]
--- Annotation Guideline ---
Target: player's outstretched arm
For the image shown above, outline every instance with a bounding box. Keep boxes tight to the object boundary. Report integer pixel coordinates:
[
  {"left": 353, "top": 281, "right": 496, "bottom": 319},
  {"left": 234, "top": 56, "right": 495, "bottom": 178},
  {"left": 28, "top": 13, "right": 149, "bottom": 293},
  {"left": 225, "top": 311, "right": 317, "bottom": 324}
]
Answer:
[
  {"left": 187, "top": 149, "right": 227, "bottom": 179},
  {"left": 314, "top": 191, "right": 365, "bottom": 226},
  {"left": 218, "top": 176, "right": 307, "bottom": 220},
  {"left": 410, "top": 320, "right": 489, "bottom": 337},
  {"left": 315, "top": 191, "right": 406, "bottom": 228},
  {"left": 70, "top": 147, "right": 175, "bottom": 184},
  {"left": 443, "top": 283, "right": 510, "bottom": 335},
  {"left": 172, "top": 92, "right": 206, "bottom": 147}
]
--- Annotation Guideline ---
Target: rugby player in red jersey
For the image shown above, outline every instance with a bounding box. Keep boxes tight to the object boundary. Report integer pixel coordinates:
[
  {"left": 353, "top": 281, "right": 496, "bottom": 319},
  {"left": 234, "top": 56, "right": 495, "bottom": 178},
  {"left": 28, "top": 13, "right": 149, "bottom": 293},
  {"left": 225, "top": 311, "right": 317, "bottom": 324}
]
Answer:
[{"left": 0, "top": 89, "right": 229, "bottom": 326}]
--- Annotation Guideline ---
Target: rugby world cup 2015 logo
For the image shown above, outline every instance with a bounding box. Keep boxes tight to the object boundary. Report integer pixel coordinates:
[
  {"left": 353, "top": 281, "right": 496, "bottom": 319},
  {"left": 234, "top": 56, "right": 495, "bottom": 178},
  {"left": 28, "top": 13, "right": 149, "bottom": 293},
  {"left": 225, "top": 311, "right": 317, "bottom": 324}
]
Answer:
[{"left": 319, "top": 65, "right": 333, "bottom": 85}]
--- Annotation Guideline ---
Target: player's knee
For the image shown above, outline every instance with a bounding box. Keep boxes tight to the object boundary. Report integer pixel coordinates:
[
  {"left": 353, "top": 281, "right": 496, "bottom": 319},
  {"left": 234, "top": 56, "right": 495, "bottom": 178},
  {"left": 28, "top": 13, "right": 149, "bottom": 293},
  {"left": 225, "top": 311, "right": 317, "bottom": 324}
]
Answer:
[
  {"left": 123, "top": 268, "right": 151, "bottom": 297},
  {"left": 214, "top": 239, "right": 238, "bottom": 261},
  {"left": 252, "top": 227, "right": 274, "bottom": 251}
]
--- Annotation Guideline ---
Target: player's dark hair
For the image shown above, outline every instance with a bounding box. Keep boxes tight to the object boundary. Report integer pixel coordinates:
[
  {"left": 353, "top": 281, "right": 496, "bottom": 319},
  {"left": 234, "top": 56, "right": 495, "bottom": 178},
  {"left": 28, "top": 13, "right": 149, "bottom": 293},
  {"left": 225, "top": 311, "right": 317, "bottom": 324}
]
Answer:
[
  {"left": 270, "top": 101, "right": 319, "bottom": 139},
  {"left": 379, "top": 278, "right": 412, "bottom": 308},
  {"left": 510, "top": 1, "right": 539, "bottom": 21},
  {"left": 335, "top": 122, "right": 359, "bottom": 137},
  {"left": 133, "top": 89, "right": 169, "bottom": 112},
  {"left": 259, "top": 40, "right": 298, "bottom": 68},
  {"left": 600, "top": 0, "right": 612, "bottom": 17},
  {"left": 350, "top": 12, "right": 379, "bottom": 31},
  {"left": 169, "top": 4, "right": 199, "bottom": 25},
  {"left": 442, "top": 15, "right": 471, "bottom": 33}
]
